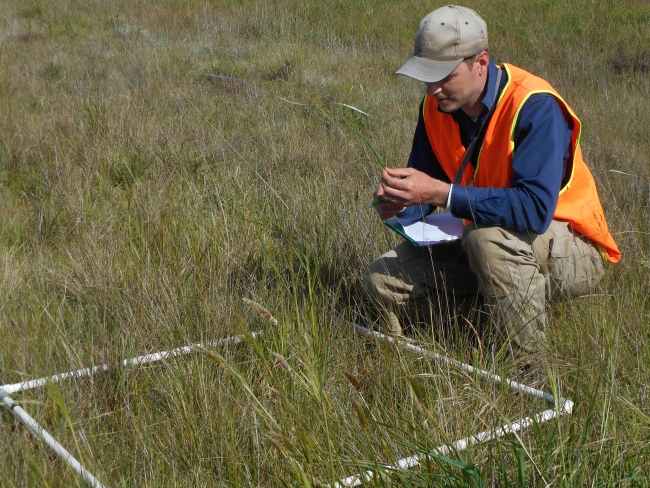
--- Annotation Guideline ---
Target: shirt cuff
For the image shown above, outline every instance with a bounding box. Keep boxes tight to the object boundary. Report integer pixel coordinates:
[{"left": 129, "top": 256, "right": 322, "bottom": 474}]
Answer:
[
  {"left": 446, "top": 184, "right": 453, "bottom": 209},
  {"left": 449, "top": 184, "right": 478, "bottom": 221}
]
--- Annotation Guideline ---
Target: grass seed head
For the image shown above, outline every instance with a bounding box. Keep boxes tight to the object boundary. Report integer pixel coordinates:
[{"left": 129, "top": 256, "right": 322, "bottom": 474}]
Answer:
[{"left": 243, "top": 298, "right": 279, "bottom": 326}]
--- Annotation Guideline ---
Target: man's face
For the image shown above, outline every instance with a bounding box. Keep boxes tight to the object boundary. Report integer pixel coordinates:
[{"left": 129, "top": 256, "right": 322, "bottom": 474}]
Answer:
[{"left": 425, "top": 53, "right": 487, "bottom": 116}]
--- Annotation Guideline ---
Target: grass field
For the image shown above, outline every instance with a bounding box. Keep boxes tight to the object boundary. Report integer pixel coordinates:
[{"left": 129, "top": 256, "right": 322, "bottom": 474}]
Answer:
[{"left": 1, "top": 0, "right": 650, "bottom": 486}]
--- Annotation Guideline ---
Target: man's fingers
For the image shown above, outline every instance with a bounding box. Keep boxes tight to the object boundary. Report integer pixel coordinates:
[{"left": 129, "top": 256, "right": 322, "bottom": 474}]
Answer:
[
  {"left": 372, "top": 183, "right": 383, "bottom": 200},
  {"left": 377, "top": 167, "right": 447, "bottom": 208},
  {"left": 374, "top": 202, "right": 406, "bottom": 221},
  {"left": 382, "top": 179, "right": 410, "bottom": 193},
  {"left": 381, "top": 176, "right": 412, "bottom": 195},
  {"left": 384, "top": 167, "right": 413, "bottom": 178},
  {"left": 381, "top": 169, "right": 417, "bottom": 192},
  {"left": 378, "top": 200, "right": 403, "bottom": 209}
]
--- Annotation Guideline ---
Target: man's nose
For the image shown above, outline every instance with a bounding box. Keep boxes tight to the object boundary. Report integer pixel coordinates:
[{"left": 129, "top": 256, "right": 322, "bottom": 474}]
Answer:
[{"left": 425, "top": 82, "right": 442, "bottom": 96}]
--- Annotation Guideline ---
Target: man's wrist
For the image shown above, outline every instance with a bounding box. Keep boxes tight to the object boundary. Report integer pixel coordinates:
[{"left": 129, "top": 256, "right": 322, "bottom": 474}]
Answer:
[
  {"left": 445, "top": 184, "right": 453, "bottom": 209},
  {"left": 432, "top": 181, "right": 452, "bottom": 208}
]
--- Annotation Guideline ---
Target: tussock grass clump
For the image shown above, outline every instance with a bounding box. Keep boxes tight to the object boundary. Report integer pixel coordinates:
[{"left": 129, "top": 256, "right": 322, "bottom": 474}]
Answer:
[{"left": 1, "top": 0, "right": 650, "bottom": 486}]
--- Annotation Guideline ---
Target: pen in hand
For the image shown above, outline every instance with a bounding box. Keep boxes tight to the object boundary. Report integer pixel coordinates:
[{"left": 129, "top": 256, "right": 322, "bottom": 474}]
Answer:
[{"left": 369, "top": 195, "right": 398, "bottom": 208}]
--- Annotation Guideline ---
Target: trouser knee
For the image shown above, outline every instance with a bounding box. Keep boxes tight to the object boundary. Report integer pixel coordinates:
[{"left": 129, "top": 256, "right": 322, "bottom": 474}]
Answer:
[
  {"left": 461, "top": 223, "right": 513, "bottom": 282},
  {"left": 361, "top": 255, "right": 398, "bottom": 304},
  {"left": 461, "top": 222, "right": 547, "bottom": 353},
  {"left": 361, "top": 261, "right": 379, "bottom": 298}
]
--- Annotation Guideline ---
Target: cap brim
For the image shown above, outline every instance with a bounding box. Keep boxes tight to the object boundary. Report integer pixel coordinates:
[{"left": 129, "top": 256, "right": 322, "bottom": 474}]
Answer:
[{"left": 395, "top": 56, "right": 464, "bottom": 83}]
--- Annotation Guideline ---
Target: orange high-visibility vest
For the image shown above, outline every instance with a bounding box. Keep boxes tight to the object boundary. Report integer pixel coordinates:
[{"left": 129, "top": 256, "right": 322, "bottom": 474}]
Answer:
[{"left": 423, "top": 63, "right": 620, "bottom": 263}]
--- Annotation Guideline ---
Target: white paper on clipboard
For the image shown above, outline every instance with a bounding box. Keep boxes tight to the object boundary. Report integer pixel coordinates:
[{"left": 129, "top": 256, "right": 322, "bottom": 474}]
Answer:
[{"left": 393, "top": 212, "right": 464, "bottom": 246}]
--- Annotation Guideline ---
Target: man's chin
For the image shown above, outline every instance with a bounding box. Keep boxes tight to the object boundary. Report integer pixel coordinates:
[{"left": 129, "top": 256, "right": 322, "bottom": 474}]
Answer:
[{"left": 437, "top": 100, "right": 458, "bottom": 113}]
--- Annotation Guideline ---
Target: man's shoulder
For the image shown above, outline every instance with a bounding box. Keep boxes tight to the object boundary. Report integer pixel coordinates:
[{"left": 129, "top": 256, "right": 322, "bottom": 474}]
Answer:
[{"left": 502, "top": 63, "right": 556, "bottom": 94}]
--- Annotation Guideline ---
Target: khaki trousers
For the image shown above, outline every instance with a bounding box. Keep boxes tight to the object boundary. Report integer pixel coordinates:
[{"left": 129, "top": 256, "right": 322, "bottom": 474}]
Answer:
[{"left": 361, "top": 220, "right": 604, "bottom": 352}]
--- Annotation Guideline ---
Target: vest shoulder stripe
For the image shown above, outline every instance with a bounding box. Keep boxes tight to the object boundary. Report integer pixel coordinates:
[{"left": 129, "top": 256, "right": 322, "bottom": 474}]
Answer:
[
  {"left": 474, "top": 64, "right": 512, "bottom": 180},
  {"left": 509, "top": 89, "right": 580, "bottom": 195}
]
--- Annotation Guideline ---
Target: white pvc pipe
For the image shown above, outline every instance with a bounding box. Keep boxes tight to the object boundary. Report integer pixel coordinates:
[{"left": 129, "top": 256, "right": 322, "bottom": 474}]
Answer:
[
  {"left": 333, "top": 322, "right": 575, "bottom": 487},
  {"left": 1, "top": 331, "right": 262, "bottom": 488},
  {"left": 349, "top": 322, "right": 573, "bottom": 414},
  {"left": 2, "top": 332, "right": 262, "bottom": 395},
  {"left": 335, "top": 407, "right": 559, "bottom": 487},
  {"left": 0, "top": 387, "right": 106, "bottom": 488}
]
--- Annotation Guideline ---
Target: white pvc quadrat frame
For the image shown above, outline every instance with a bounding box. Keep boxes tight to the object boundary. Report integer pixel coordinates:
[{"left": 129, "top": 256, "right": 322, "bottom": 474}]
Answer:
[
  {"left": 334, "top": 323, "right": 574, "bottom": 487},
  {"left": 2, "top": 325, "right": 573, "bottom": 488},
  {"left": 1, "top": 332, "right": 262, "bottom": 488}
]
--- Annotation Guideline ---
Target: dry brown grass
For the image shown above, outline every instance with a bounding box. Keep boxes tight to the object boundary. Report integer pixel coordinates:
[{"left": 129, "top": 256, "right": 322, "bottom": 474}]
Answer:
[{"left": 1, "top": 0, "right": 650, "bottom": 486}]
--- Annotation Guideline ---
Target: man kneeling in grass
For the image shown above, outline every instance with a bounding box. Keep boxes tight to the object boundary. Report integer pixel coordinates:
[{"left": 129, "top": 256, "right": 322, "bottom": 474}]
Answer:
[{"left": 362, "top": 5, "right": 620, "bottom": 356}]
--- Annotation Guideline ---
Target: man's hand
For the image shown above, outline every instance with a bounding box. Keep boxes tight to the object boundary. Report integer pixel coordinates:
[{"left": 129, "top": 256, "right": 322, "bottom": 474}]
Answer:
[
  {"left": 372, "top": 181, "right": 405, "bottom": 220},
  {"left": 372, "top": 167, "right": 451, "bottom": 220}
]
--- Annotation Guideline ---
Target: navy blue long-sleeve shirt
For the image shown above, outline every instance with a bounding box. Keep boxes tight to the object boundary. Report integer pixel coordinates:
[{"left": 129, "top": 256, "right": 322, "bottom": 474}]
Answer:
[{"left": 407, "top": 60, "right": 573, "bottom": 234}]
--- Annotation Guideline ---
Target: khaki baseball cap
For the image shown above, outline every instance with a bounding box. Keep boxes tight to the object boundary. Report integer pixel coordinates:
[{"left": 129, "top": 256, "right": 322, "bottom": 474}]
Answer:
[{"left": 396, "top": 5, "right": 488, "bottom": 82}]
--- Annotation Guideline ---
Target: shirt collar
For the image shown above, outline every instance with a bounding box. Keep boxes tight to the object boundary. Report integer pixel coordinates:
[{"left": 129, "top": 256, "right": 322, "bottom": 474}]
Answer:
[
  {"left": 481, "top": 59, "right": 500, "bottom": 113},
  {"left": 448, "top": 58, "right": 500, "bottom": 122}
]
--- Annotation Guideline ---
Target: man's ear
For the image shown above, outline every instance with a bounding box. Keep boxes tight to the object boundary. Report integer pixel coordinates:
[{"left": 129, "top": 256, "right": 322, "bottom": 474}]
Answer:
[{"left": 477, "top": 51, "right": 490, "bottom": 73}]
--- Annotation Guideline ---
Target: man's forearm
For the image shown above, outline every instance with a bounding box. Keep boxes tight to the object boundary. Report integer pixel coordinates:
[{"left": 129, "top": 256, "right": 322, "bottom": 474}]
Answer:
[{"left": 449, "top": 185, "right": 556, "bottom": 234}]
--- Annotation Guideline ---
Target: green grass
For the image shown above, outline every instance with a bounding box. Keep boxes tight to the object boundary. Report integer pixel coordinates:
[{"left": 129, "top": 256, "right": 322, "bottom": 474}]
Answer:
[{"left": 1, "top": 0, "right": 650, "bottom": 486}]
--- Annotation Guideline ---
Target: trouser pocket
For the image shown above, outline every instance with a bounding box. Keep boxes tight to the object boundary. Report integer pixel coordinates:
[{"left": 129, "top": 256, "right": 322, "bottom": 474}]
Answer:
[{"left": 547, "top": 234, "right": 604, "bottom": 301}]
